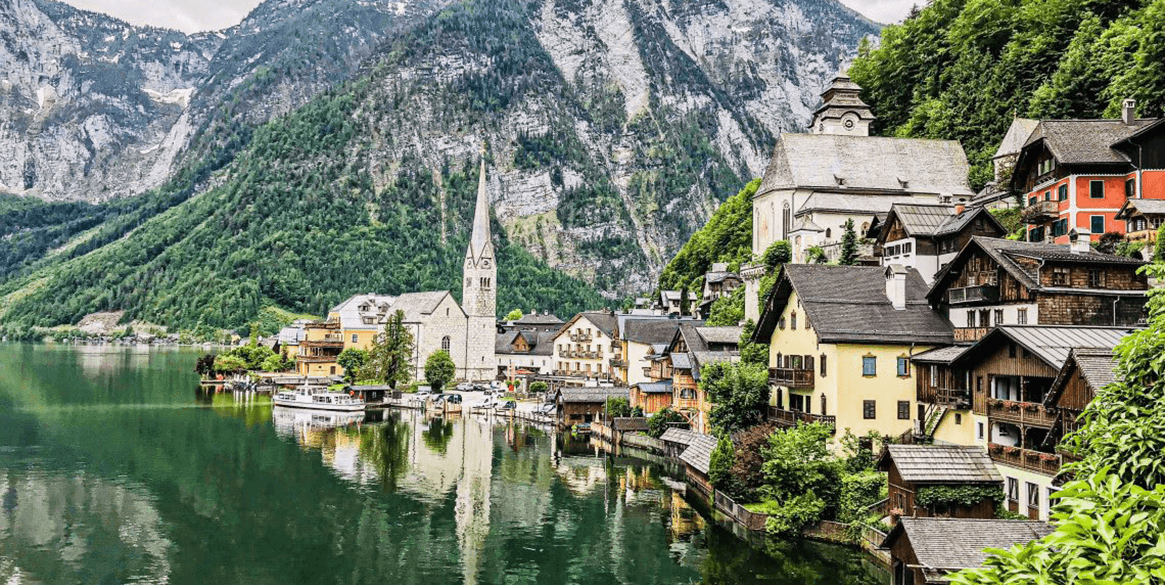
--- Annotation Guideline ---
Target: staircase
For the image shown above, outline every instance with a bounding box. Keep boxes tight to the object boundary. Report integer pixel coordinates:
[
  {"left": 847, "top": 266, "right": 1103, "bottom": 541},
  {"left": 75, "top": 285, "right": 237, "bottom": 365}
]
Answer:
[{"left": 913, "top": 404, "right": 948, "bottom": 442}]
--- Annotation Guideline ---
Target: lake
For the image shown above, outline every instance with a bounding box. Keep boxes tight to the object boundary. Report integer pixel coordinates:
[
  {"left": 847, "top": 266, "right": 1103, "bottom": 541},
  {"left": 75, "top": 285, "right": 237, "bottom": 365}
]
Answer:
[{"left": 0, "top": 344, "right": 889, "bottom": 584}]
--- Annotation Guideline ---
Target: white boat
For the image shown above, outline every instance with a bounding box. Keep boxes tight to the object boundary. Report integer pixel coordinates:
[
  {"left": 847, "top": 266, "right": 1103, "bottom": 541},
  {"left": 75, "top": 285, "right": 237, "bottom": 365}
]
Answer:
[{"left": 273, "top": 388, "right": 366, "bottom": 412}]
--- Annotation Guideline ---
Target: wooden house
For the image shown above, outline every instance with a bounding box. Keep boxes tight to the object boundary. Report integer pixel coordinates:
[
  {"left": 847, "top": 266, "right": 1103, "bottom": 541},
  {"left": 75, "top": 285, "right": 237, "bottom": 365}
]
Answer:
[
  {"left": 927, "top": 236, "right": 1147, "bottom": 343},
  {"left": 554, "top": 387, "right": 629, "bottom": 428},
  {"left": 677, "top": 432, "right": 718, "bottom": 496},
  {"left": 876, "top": 445, "right": 1002, "bottom": 521},
  {"left": 882, "top": 517, "right": 1052, "bottom": 585},
  {"left": 664, "top": 324, "right": 741, "bottom": 434},
  {"left": 629, "top": 380, "right": 673, "bottom": 415},
  {"left": 1044, "top": 348, "right": 1119, "bottom": 455},
  {"left": 1115, "top": 198, "right": 1165, "bottom": 246},
  {"left": 867, "top": 203, "right": 1007, "bottom": 284},
  {"left": 660, "top": 428, "right": 698, "bottom": 458}
]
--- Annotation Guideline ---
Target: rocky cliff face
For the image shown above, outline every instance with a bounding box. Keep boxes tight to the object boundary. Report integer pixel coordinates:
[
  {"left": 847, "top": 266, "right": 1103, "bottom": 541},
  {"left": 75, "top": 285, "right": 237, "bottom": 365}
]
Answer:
[{"left": 0, "top": 0, "right": 877, "bottom": 301}]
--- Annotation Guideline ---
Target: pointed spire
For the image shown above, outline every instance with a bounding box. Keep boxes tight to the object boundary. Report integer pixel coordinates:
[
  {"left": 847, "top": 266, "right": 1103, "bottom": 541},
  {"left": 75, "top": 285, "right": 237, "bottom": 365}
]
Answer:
[{"left": 469, "top": 143, "right": 491, "bottom": 259}]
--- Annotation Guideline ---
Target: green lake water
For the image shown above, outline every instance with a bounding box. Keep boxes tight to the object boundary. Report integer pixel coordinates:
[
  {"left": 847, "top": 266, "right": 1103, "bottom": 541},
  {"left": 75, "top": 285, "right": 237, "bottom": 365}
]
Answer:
[{"left": 0, "top": 344, "right": 889, "bottom": 585}]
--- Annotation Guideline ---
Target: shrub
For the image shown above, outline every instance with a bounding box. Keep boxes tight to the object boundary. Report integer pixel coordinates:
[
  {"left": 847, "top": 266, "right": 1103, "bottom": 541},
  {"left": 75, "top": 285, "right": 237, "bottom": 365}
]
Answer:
[
  {"left": 605, "top": 396, "right": 631, "bottom": 418},
  {"left": 646, "top": 408, "right": 686, "bottom": 438},
  {"left": 839, "top": 471, "right": 886, "bottom": 524},
  {"left": 709, "top": 435, "right": 737, "bottom": 494}
]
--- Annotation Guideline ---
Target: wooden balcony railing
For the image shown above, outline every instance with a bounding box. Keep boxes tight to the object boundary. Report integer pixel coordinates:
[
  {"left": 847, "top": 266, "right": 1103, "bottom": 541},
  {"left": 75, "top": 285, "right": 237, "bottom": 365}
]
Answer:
[
  {"left": 769, "top": 367, "right": 814, "bottom": 389},
  {"left": 988, "top": 443, "right": 1061, "bottom": 475},
  {"left": 918, "top": 386, "right": 971, "bottom": 409},
  {"left": 1126, "top": 229, "right": 1160, "bottom": 244},
  {"left": 954, "top": 327, "right": 990, "bottom": 343},
  {"left": 987, "top": 400, "right": 1057, "bottom": 428},
  {"left": 769, "top": 407, "right": 835, "bottom": 432},
  {"left": 948, "top": 284, "right": 1000, "bottom": 305},
  {"left": 609, "top": 357, "right": 627, "bottom": 368},
  {"left": 570, "top": 332, "right": 593, "bottom": 342},
  {"left": 1022, "top": 200, "right": 1060, "bottom": 223}
]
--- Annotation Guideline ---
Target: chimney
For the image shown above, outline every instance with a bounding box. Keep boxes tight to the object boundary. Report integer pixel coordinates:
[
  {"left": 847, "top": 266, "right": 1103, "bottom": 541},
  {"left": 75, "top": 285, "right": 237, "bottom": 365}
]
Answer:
[
  {"left": 1069, "top": 228, "right": 1092, "bottom": 254},
  {"left": 885, "top": 264, "right": 907, "bottom": 311},
  {"left": 1122, "top": 99, "right": 1136, "bottom": 125},
  {"left": 954, "top": 203, "right": 966, "bottom": 215}
]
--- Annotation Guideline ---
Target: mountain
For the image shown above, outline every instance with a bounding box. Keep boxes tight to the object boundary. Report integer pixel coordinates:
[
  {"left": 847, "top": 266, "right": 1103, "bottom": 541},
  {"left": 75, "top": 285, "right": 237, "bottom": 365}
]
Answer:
[
  {"left": 0, "top": 0, "right": 879, "bottom": 330},
  {"left": 848, "top": 0, "right": 1165, "bottom": 191}
]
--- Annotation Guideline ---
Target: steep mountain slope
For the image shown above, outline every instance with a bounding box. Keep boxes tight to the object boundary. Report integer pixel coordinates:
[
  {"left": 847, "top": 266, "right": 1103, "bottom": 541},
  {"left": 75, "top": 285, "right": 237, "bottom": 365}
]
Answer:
[{"left": 849, "top": 0, "right": 1164, "bottom": 190}]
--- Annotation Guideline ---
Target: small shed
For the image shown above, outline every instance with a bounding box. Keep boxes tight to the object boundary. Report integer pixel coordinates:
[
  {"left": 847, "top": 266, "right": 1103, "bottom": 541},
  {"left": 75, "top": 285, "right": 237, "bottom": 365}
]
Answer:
[
  {"left": 556, "top": 387, "right": 630, "bottom": 427},
  {"left": 660, "top": 427, "right": 698, "bottom": 458},
  {"left": 345, "top": 385, "right": 392, "bottom": 404},
  {"left": 876, "top": 445, "right": 1003, "bottom": 520},
  {"left": 630, "top": 380, "right": 673, "bottom": 414},
  {"left": 678, "top": 432, "right": 718, "bottom": 496},
  {"left": 881, "top": 517, "right": 1052, "bottom": 585}
]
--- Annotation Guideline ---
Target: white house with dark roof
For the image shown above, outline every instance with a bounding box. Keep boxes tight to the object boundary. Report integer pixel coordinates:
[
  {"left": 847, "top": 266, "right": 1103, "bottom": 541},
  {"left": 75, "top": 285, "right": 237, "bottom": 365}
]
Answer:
[{"left": 868, "top": 203, "right": 1008, "bottom": 283}]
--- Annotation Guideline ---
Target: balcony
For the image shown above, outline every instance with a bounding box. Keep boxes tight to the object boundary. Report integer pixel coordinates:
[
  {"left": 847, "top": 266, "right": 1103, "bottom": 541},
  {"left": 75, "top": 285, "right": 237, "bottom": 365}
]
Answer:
[
  {"left": 918, "top": 387, "right": 971, "bottom": 409},
  {"left": 768, "top": 367, "right": 814, "bottom": 389},
  {"left": 988, "top": 443, "right": 1061, "bottom": 475},
  {"left": 302, "top": 334, "right": 344, "bottom": 348},
  {"left": 570, "top": 332, "right": 593, "bottom": 343},
  {"left": 954, "top": 327, "right": 990, "bottom": 343},
  {"left": 297, "top": 354, "right": 340, "bottom": 363},
  {"left": 947, "top": 284, "right": 1000, "bottom": 305},
  {"left": 769, "top": 407, "right": 835, "bottom": 431},
  {"left": 610, "top": 357, "right": 627, "bottom": 368},
  {"left": 1127, "top": 229, "right": 1159, "bottom": 244},
  {"left": 1022, "top": 200, "right": 1060, "bottom": 223},
  {"left": 987, "top": 400, "right": 1057, "bottom": 428}
]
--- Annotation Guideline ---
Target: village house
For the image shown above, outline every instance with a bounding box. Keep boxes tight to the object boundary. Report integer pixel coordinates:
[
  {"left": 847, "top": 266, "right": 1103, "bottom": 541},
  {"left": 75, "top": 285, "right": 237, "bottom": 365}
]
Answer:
[
  {"left": 554, "top": 387, "right": 629, "bottom": 427},
  {"left": 294, "top": 154, "right": 497, "bottom": 381},
  {"left": 549, "top": 311, "right": 619, "bottom": 385},
  {"left": 750, "top": 74, "right": 974, "bottom": 267},
  {"left": 972, "top": 117, "right": 1039, "bottom": 210},
  {"left": 657, "top": 290, "right": 685, "bottom": 315},
  {"left": 639, "top": 323, "right": 741, "bottom": 433},
  {"left": 1114, "top": 198, "right": 1165, "bottom": 247},
  {"left": 927, "top": 235, "right": 1148, "bottom": 344},
  {"left": 876, "top": 445, "right": 1003, "bottom": 521},
  {"left": 697, "top": 262, "right": 742, "bottom": 317},
  {"left": 495, "top": 329, "right": 554, "bottom": 380},
  {"left": 614, "top": 318, "right": 693, "bottom": 387},
  {"left": 1043, "top": 348, "right": 1119, "bottom": 455},
  {"left": 753, "top": 264, "right": 953, "bottom": 442},
  {"left": 917, "top": 325, "right": 1136, "bottom": 520},
  {"left": 1013, "top": 101, "right": 1165, "bottom": 244},
  {"left": 881, "top": 518, "right": 1052, "bottom": 585},
  {"left": 867, "top": 203, "right": 1007, "bottom": 283}
]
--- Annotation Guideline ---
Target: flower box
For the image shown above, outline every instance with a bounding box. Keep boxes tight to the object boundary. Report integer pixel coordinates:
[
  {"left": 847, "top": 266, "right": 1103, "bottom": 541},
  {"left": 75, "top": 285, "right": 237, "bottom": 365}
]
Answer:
[
  {"left": 1024, "top": 450, "right": 1041, "bottom": 460},
  {"left": 989, "top": 444, "right": 1003, "bottom": 454},
  {"left": 1023, "top": 403, "right": 1040, "bottom": 413},
  {"left": 1003, "top": 446, "right": 1020, "bottom": 456},
  {"left": 1004, "top": 401, "right": 1019, "bottom": 410},
  {"left": 1039, "top": 453, "right": 1058, "bottom": 462}
]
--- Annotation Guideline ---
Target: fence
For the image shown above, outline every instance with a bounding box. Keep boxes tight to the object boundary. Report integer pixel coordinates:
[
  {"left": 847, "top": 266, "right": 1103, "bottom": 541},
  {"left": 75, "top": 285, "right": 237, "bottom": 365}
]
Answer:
[{"left": 713, "top": 491, "right": 770, "bottom": 532}]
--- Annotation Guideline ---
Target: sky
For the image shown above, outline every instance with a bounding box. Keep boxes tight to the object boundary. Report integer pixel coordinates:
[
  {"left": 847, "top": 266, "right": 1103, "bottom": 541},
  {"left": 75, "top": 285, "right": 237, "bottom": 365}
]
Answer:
[{"left": 64, "top": 0, "right": 912, "bottom": 33}]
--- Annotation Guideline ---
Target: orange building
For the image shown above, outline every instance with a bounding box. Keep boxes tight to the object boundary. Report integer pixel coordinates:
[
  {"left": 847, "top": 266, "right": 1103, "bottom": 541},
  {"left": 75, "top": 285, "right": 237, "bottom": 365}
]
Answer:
[{"left": 1013, "top": 102, "right": 1165, "bottom": 244}]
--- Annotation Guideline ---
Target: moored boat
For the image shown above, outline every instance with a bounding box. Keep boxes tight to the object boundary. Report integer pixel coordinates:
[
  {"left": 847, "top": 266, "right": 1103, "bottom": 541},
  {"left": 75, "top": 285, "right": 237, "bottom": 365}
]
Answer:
[{"left": 273, "top": 389, "right": 365, "bottom": 412}]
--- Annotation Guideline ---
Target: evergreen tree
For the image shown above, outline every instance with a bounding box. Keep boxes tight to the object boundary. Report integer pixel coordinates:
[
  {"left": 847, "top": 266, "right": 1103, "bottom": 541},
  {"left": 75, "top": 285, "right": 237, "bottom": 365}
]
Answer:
[
  {"left": 424, "top": 350, "right": 456, "bottom": 392},
  {"left": 838, "top": 219, "right": 859, "bottom": 266},
  {"left": 702, "top": 361, "right": 770, "bottom": 434},
  {"left": 363, "top": 310, "right": 414, "bottom": 388},
  {"left": 679, "top": 288, "right": 691, "bottom": 316}
]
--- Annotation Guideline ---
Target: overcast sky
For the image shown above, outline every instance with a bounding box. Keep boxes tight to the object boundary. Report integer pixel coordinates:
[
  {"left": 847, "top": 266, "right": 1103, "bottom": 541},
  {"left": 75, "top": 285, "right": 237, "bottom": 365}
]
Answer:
[{"left": 65, "top": 0, "right": 911, "bottom": 33}]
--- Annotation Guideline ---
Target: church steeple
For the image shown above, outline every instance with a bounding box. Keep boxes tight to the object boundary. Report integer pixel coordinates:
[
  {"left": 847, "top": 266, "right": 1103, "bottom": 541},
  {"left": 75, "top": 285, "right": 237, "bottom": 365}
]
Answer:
[
  {"left": 810, "top": 72, "right": 875, "bottom": 136},
  {"left": 462, "top": 145, "right": 495, "bottom": 321},
  {"left": 468, "top": 145, "right": 492, "bottom": 262}
]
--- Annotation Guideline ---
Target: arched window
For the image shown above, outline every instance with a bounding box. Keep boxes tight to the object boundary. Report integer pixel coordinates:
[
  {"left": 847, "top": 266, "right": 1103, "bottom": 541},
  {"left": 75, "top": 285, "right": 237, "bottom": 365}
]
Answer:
[
  {"left": 825, "top": 228, "right": 831, "bottom": 238},
  {"left": 782, "top": 202, "right": 791, "bottom": 239},
  {"left": 441, "top": 336, "right": 451, "bottom": 351}
]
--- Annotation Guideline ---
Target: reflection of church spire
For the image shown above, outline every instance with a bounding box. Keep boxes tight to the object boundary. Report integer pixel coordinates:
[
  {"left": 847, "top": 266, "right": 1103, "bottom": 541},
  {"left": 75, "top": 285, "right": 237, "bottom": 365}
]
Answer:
[{"left": 455, "top": 417, "right": 492, "bottom": 585}]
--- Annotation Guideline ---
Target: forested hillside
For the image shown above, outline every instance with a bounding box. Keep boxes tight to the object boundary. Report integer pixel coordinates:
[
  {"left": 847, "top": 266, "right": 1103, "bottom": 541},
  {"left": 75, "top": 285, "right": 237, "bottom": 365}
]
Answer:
[
  {"left": 849, "top": 0, "right": 1165, "bottom": 189},
  {"left": 658, "top": 179, "right": 759, "bottom": 294}
]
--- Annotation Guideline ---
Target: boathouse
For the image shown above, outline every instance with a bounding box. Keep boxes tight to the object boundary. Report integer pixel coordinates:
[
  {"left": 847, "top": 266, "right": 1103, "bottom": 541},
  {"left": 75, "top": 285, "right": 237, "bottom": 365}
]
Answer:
[
  {"left": 881, "top": 517, "right": 1052, "bottom": 585},
  {"left": 555, "top": 387, "right": 629, "bottom": 427},
  {"left": 677, "top": 432, "right": 717, "bottom": 496}
]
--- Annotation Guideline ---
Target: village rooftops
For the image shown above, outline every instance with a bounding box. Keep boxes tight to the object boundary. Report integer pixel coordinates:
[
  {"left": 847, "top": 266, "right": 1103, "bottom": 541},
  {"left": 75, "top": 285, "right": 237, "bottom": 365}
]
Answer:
[
  {"left": 951, "top": 325, "right": 1138, "bottom": 373},
  {"left": 1046, "top": 347, "right": 1120, "bottom": 407},
  {"left": 877, "top": 445, "right": 1002, "bottom": 484},
  {"left": 678, "top": 433, "right": 718, "bottom": 475},
  {"left": 495, "top": 330, "right": 555, "bottom": 356},
  {"left": 881, "top": 517, "right": 1053, "bottom": 575},
  {"left": 555, "top": 311, "right": 620, "bottom": 339},
  {"left": 754, "top": 264, "right": 953, "bottom": 345},
  {"left": 757, "top": 133, "right": 973, "bottom": 197},
  {"left": 621, "top": 319, "right": 688, "bottom": 345},
  {"left": 1020, "top": 118, "right": 1157, "bottom": 165},
  {"left": 1115, "top": 198, "right": 1165, "bottom": 220},
  {"left": 556, "top": 387, "right": 629, "bottom": 404},
  {"left": 660, "top": 428, "right": 700, "bottom": 446},
  {"left": 993, "top": 118, "right": 1039, "bottom": 160},
  {"left": 871, "top": 203, "right": 1006, "bottom": 240},
  {"left": 329, "top": 293, "right": 396, "bottom": 329},
  {"left": 634, "top": 380, "right": 673, "bottom": 394}
]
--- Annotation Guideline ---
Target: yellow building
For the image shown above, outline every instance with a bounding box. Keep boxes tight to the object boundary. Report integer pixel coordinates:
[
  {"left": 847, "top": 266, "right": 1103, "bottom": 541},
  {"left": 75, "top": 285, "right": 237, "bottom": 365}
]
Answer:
[{"left": 752, "top": 264, "right": 953, "bottom": 443}]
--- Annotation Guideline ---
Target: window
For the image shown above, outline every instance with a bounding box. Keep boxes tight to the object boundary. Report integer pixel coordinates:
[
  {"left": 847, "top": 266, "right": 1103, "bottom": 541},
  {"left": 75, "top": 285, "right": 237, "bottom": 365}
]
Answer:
[
  {"left": 1052, "top": 267, "right": 1069, "bottom": 286},
  {"left": 1091, "top": 215, "right": 1105, "bottom": 236},
  {"left": 1126, "top": 178, "right": 1137, "bottom": 197},
  {"left": 1090, "top": 180, "right": 1105, "bottom": 199},
  {"left": 1052, "top": 219, "right": 1069, "bottom": 237},
  {"left": 820, "top": 394, "right": 827, "bottom": 415},
  {"left": 1058, "top": 184, "right": 1068, "bottom": 201},
  {"left": 352, "top": 333, "right": 358, "bottom": 344},
  {"left": 897, "top": 400, "right": 910, "bottom": 420},
  {"left": 1029, "top": 195, "right": 1037, "bottom": 206},
  {"left": 1044, "top": 191, "right": 1051, "bottom": 202},
  {"left": 978, "top": 422, "right": 984, "bottom": 439},
  {"left": 862, "top": 356, "right": 877, "bottom": 377},
  {"left": 897, "top": 356, "right": 909, "bottom": 377},
  {"left": 825, "top": 228, "right": 831, "bottom": 238},
  {"left": 1029, "top": 226, "right": 1044, "bottom": 242},
  {"left": 955, "top": 413, "right": 963, "bottom": 425},
  {"left": 980, "top": 309, "right": 991, "bottom": 328},
  {"left": 680, "top": 388, "right": 696, "bottom": 399},
  {"left": 1027, "top": 482, "right": 1040, "bottom": 510},
  {"left": 1017, "top": 308, "right": 1028, "bottom": 324},
  {"left": 791, "top": 312, "right": 798, "bottom": 330},
  {"left": 778, "top": 317, "right": 786, "bottom": 330},
  {"left": 1088, "top": 269, "right": 1104, "bottom": 288},
  {"left": 1008, "top": 478, "right": 1019, "bottom": 503},
  {"left": 966, "top": 310, "right": 976, "bottom": 328},
  {"left": 863, "top": 400, "right": 876, "bottom": 419},
  {"left": 820, "top": 355, "right": 827, "bottom": 378},
  {"left": 441, "top": 336, "right": 451, "bottom": 351}
]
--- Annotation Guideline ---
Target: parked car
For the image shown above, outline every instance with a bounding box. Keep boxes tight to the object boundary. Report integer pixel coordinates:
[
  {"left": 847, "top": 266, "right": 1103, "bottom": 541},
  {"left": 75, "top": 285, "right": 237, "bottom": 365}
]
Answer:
[
  {"left": 473, "top": 383, "right": 490, "bottom": 392},
  {"left": 456, "top": 382, "right": 473, "bottom": 391},
  {"left": 495, "top": 401, "right": 516, "bottom": 411}
]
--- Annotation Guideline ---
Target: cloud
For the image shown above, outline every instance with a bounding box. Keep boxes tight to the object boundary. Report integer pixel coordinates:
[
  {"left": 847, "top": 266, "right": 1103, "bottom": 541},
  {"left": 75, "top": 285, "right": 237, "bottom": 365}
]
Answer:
[
  {"left": 835, "top": 0, "right": 917, "bottom": 24},
  {"left": 63, "top": 0, "right": 262, "bottom": 33}
]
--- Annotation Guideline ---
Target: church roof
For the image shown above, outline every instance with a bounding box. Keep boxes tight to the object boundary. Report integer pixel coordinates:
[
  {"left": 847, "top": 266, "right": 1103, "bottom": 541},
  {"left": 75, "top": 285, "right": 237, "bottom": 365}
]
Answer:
[
  {"left": 993, "top": 118, "right": 1039, "bottom": 159},
  {"left": 468, "top": 152, "right": 492, "bottom": 260},
  {"left": 329, "top": 293, "right": 396, "bottom": 330},
  {"left": 758, "top": 133, "right": 973, "bottom": 197},
  {"left": 382, "top": 291, "right": 459, "bottom": 323}
]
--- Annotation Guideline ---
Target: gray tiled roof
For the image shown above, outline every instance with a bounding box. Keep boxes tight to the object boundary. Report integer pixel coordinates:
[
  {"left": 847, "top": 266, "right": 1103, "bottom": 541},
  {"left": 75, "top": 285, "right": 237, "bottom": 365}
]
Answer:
[
  {"left": 756, "top": 264, "right": 953, "bottom": 345},
  {"left": 795, "top": 193, "right": 915, "bottom": 216},
  {"left": 512, "top": 313, "right": 563, "bottom": 325},
  {"left": 635, "top": 380, "right": 674, "bottom": 394},
  {"left": 1116, "top": 198, "right": 1165, "bottom": 219},
  {"left": 959, "top": 325, "right": 1138, "bottom": 370},
  {"left": 759, "top": 133, "right": 973, "bottom": 197},
  {"left": 910, "top": 345, "right": 969, "bottom": 364},
  {"left": 1047, "top": 348, "right": 1120, "bottom": 406},
  {"left": 882, "top": 518, "right": 1053, "bottom": 571},
  {"left": 884, "top": 203, "right": 1005, "bottom": 240},
  {"left": 695, "top": 326, "right": 743, "bottom": 345},
  {"left": 670, "top": 352, "right": 693, "bottom": 370},
  {"left": 559, "top": 311, "right": 619, "bottom": 338},
  {"left": 660, "top": 428, "right": 699, "bottom": 446},
  {"left": 623, "top": 319, "right": 685, "bottom": 345},
  {"left": 384, "top": 291, "right": 453, "bottom": 322},
  {"left": 1024, "top": 119, "right": 1154, "bottom": 164},
  {"left": 691, "top": 351, "right": 739, "bottom": 382},
  {"left": 495, "top": 330, "right": 555, "bottom": 356},
  {"left": 878, "top": 445, "right": 1002, "bottom": 484},
  {"left": 678, "top": 433, "right": 719, "bottom": 475},
  {"left": 558, "top": 387, "right": 629, "bottom": 404}
]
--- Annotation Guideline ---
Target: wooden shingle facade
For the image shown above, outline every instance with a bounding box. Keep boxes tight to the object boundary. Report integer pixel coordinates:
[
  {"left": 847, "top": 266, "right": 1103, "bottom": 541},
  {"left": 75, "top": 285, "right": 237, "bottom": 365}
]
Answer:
[{"left": 876, "top": 445, "right": 1002, "bottom": 521}]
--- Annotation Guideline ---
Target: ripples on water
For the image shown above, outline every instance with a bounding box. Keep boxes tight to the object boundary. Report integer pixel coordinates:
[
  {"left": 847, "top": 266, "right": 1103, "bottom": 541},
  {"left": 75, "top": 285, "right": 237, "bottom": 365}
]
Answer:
[{"left": 0, "top": 344, "right": 889, "bottom": 584}]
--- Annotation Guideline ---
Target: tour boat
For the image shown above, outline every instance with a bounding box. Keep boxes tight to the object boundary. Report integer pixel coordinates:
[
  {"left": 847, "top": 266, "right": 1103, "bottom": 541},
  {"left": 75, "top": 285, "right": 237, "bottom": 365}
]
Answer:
[{"left": 273, "top": 388, "right": 366, "bottom": 412}]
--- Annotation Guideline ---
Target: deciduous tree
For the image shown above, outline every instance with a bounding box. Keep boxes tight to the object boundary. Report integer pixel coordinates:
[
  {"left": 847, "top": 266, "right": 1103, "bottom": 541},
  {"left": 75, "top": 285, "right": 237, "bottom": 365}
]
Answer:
[{"left": 424, "top": 350, "right": 456, "bottom": 392}]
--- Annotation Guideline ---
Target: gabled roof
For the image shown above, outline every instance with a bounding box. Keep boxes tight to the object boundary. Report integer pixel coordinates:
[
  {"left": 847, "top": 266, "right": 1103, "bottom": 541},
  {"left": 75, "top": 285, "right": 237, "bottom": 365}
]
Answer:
[
  {"left": 634, "top": 380, "right": 674, "bottom": 394},
  {"left": 928, "top": 236, "right": 1145, "bottom": 302},
  {"left": 495, "top": 330, "right": 555, "bottom": 355},
  {"left": 330, "top": 293, "right": 396, "bottom": 329},
  {"left": 622, "top": 319, "right": 685, "bottom": 345},
  {"left": 910, "top": 345, "right": 969, "bottom": 364},
  {"left": 385, "top": 291, "right": 456, "bottom": 322},
  {"left": 754, "top": 264, "right": 953, "bottom": 345},
  {"left": 660, "top": 428, "right": 699, "bottom": 446},
  {"left": 1115, "top": 198, "right": 1165, "bottom": 220},
  {"left": 690, "top": 351, "right": 739, "bottom": 381},
  {"left": 881, "top": 518, "right": 1053, "bottom": 572},
  {"left": 757, "top": 133, "right": 973, "bottom": 197},
  {"left": 993, "top": 118, "right": 1039, "bottom": 159},
  {"left": 953, "top": 325, "right": 1137, "bottom": 372},
  {"left": 1022, "top": 119, "right": 1155, "bottom": 165},
  {"left": 557, "top": 387, "right": 629, "bottom": 404},
  {"left": 695, "top": 326, "right": 742, "bottom": 345},
  {"left": 511, "top": 313, "right": 564, "bottom": 326},
  {"left": 876, "top": 445, "right": 1002, "bottom": 484},
  {"left": 1046, "top": 348, "right": 1120, "bottom": 407},
  {"left": 678, "top": 433, "right": 718, "bottom": 475},
  {"left": 878, "top": 203, "right": 1006, "bottom": 243},
  {"left": 556, "top": 311, "right": 619, "bottom": 339}
]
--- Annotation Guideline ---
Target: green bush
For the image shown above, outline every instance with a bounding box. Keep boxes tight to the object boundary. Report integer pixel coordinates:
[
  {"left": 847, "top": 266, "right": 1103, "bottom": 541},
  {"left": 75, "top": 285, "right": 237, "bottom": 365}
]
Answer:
[
  {"left": 709, "top": 435, "right": 737, "bottom": 494},
  {"left": 529, "top": 381, "right": 548, "bottom": 394},
  {"left": 764, "top": 492, "right": 827, "bottom": 536},
  {"left": 213, "top": 355, "right": 247, "bottom": 373},
  {"left": 646, "top": 408, "right": 686, "bottom": 438},
  {"left": 605, "top": 396, "right": 631, "bottom": 418},
  {"left": 839, "top": 471, "right": 886, "bottom": 524}
]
